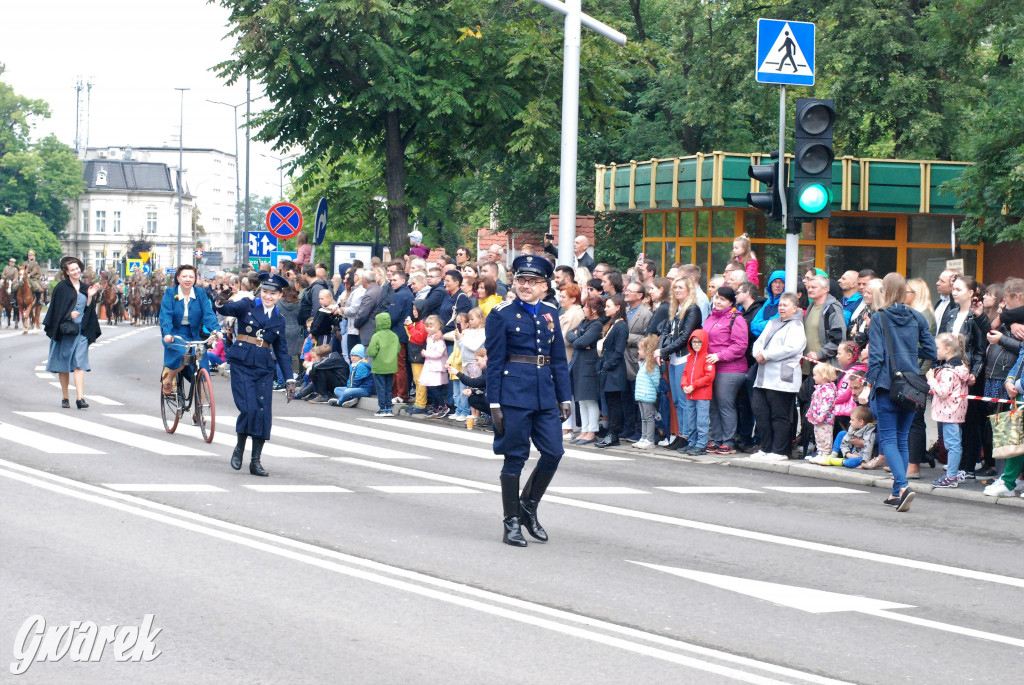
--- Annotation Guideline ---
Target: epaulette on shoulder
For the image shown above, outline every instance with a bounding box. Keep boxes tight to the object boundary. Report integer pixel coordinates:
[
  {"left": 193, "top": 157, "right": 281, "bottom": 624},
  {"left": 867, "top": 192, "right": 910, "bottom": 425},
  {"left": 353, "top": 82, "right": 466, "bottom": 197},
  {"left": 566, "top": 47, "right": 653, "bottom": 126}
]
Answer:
[
  {"left": 494, "top": 300, "right": 513, "bottom": 311},
  {"left": 540, "top": 300, "right": 558, "bottom": 309}
]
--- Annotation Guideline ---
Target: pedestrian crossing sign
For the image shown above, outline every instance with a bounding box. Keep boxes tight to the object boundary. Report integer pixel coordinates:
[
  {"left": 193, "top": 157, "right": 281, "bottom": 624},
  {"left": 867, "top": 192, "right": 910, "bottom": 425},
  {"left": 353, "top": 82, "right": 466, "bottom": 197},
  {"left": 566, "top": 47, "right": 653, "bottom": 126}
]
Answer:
[{"left": 756, "top": 18, "right": 815, "bottom": 86}]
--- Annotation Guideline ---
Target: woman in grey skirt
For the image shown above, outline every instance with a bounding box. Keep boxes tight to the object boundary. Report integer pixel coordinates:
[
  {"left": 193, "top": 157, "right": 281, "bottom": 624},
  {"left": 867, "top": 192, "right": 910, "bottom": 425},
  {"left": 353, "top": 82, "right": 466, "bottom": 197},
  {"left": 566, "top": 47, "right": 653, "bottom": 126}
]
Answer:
[{"left": 42, "top": 256, "right": 102, "bottom": 408}]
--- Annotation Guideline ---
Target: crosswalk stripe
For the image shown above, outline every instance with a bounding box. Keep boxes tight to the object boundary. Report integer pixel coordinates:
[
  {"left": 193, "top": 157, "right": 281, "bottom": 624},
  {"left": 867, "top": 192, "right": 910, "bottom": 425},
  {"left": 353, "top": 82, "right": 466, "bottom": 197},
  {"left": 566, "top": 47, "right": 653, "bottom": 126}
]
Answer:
[
  {"left": 548, "top": 487, "right": 648, "bottom": 495},
  {"left": 45, "top": 383, "right": 123, "bottom": 406},
  {"left": 242, "top": 485, "right": 352, "bottom": 493},
  {"left": 367, "top": 485, "right": 481, "bottom": 494},
  {"left": 35, "top": 372, "right": 54, "bottom": 379},
  {"left": 657, "top": 487, "right": 762, "bottom": 495},
  {"left": 359, "top": 416, "right": 630, "bottom": 462},
  {"left": 0, "top": 421, "right": 105, "bottom": 454},
  {"left": 270, "top": 425, "right": 429, "bottom": 460},
  {"left": 102, "top": 484, "right": 226, "bottom": 492},
  {"left": 283, "top": 416, "right": 501, "bottom": 460},
  {"left": 109, "top": 414, "right": 326, "bottom": 459},
  {"left": 15, "top": 412, "right": 215, "bottom": 456},
  {"left": 763, "top": 486, "right": 867, "bottom": 494},
  {"left": 34, "top": 365, "right": 46, "bottom": 371}
]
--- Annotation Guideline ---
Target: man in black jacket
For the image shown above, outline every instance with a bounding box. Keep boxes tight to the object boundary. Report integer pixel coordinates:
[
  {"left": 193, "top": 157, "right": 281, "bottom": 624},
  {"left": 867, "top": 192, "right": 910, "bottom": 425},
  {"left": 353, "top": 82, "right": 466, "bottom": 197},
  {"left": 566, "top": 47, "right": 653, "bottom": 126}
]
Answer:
[
  {"left": 387, "top": 270, "right": 414, "bottom": 402},
  {"left": 735, "top": 282, "right": 765, "bottom": 452},
  {"left": 417, "top": 267, "right": 446, "bottom": 319}
]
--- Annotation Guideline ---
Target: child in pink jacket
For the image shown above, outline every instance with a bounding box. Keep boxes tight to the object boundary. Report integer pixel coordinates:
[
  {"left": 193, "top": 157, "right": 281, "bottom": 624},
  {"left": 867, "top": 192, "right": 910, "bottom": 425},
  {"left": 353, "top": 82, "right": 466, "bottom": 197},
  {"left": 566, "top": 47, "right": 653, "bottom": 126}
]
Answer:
[
  {"left": 927, "top": 333, "right": 971, "bottom": 488},
  {"left": 806, "top": 363, "right": 838, "bottom": 463},
  {"left": 833, "top": 341, "right": 866, "bottom": 434}
]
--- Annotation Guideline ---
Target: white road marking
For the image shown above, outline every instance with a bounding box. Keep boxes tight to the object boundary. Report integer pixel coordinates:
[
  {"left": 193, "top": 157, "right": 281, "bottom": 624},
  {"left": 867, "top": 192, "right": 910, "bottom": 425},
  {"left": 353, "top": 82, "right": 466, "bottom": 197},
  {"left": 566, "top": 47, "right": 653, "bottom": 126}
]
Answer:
[
  {"left": 109, "top": 414, "right": 326, "bottom": 459},
  {"left": 0, "top": 422, "right": 105, "bottom": 454},
  {"left": 0, "top": 458, "right": 850, "bottom": 685},
  {"left": 763, "top": 487, "right": 867, "bottom": 494},
  {"left": 283, "top": 416, "right": 501, "bottom": 459},
  {"left": 634, "top": 562, "right": 1024, "bottom": 650},
  {"left": 548, "top": 487, "right": 648, "bottom": 495},
  {"left": 102, "top": 484, "right": 226, "bottom": 492},
  {"left": 34, "top": 365, "right": 46, "bottom": 371},
  {"left": 45, "top": 382, "right": 121, "bottom": 405},
  {"left": 658, "top": 487, "right": 762, "bottom": 495},
  {"left": 334, "top": 458, "right": 1024, "bottom": 590},
  {"left": 367, "top": 485, "right": 480, "bottom": 494},
  {"left": 15, "top": 412, "right": 215, "bottom": 456},
  {"left": 358, "top": 415, "right": 630, "bottom": 461},
  {"left": 270, "top": 425, "right": 428, "bottom": 459},
  {"left": 35, "top": 372, "right": 54, "bottom": 379},
  {"left": 241, "top": 485, "right": 352, "bottom": 493}
]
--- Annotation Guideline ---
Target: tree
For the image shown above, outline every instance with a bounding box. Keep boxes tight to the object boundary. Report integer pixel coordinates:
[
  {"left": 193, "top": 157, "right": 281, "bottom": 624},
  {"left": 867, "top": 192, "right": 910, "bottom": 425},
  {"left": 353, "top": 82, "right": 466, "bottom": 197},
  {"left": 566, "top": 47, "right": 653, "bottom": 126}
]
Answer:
[
  {"left": 0, "top": 69, "right": 84, "bottom": 236},
  {"left": 0, "top": 213, "right": 62, "bottom": 264},
  {"left": 124, "top": 233, "right": 154, "bottom": 260},
  {"left": 215, "top": 0, "right": 627, "bottom": 257}
]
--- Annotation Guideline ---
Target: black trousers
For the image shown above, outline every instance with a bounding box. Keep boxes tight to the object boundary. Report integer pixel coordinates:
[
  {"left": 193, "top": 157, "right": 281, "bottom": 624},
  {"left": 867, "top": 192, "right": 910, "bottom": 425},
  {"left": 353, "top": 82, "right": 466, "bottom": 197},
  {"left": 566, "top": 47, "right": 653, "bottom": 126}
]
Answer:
[
  {"left": 908, "top": 405, "right": 927, "bottom": 465},
  {"left": 752, "top": 388, "right": 795, "bottom": 456},
  {"left": 604, "top": 390, "right": 628, "bottom": 435},
  {"left": 310, "top": 364, "right": 349, "bottom": 396}
]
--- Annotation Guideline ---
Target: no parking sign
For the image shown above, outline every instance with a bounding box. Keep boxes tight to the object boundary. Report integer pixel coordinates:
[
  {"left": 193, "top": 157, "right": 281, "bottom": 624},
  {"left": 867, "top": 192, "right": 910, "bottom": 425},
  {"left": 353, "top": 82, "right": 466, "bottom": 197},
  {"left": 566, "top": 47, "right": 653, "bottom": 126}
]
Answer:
[{"left": 265, "top": 202, "right": 303, "bottom": 240}]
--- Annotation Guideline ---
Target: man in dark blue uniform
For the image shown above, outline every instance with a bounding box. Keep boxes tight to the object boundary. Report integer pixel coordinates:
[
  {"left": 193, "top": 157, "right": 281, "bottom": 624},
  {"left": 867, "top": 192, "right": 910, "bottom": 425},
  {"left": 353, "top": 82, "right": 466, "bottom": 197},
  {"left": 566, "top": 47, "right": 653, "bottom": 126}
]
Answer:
[
  {"left": 215, "top": 272, "right": 293, "bottom": 476},
  {"left": 485, "top": 255, "right": 572, "bottom": 547}
]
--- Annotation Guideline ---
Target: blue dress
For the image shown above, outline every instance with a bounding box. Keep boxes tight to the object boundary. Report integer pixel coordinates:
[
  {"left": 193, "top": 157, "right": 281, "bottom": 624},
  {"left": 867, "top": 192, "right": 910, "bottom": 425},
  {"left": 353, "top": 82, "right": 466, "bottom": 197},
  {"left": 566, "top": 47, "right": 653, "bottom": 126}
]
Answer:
[{"left": 46, "top": 292, "right": 90, "bottom": 373}]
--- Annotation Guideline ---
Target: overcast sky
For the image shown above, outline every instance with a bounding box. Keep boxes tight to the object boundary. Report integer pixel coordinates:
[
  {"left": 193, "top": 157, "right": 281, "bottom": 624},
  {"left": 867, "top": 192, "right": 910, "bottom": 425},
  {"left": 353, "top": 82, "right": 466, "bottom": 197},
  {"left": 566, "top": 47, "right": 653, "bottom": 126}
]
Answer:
[{"left": 2, "top": 0, "right": 294, "bottom": 199}]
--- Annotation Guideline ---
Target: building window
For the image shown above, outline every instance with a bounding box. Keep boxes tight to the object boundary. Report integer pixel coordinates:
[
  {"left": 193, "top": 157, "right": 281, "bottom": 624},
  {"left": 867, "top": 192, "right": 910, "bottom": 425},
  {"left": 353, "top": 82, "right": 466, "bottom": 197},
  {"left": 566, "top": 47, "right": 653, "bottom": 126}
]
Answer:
[
  {"left": 95, "top": 251, "right": 104, "bottom": 270},
  {"left": 146, "top": 212, "right": 158, "bottom": 234},
  {"left": 226, "top": 219, "right": 234, "bottom": 230},
  {"left": 82, "top": 210, "right": 89, "bottom": 233},
  {"left": 113, "top": 211, "right": 121, "bottom": 233},
  {"left": 95, "top": 210, "right": 106, "bottom": 233}
]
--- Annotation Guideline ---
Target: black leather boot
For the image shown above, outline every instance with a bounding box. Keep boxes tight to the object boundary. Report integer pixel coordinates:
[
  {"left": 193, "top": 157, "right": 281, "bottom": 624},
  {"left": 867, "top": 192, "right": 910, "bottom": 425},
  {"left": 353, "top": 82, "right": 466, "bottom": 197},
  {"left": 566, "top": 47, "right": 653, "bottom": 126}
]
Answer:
[
  {"left": 500, "top": 474, "right": 527, "bottom": 547},
  {"left": 249, "top": 437, "right": 268, "bottom": 477},
  {"left": 231, "top": 433, "right": 247, "bottom": 470},
  {"left": 519, "top": 468, "right": 556, "bottom": 542},
  {"left": 595, "top": 433, "right": 619, "bottom": 448}
]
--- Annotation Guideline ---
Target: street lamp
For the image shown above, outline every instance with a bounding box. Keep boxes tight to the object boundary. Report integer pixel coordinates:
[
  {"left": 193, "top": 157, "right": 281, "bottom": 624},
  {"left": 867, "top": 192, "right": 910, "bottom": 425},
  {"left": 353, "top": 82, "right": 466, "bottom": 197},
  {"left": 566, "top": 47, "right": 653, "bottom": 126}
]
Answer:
[
  {"left": 261, "top": 152, "right": 299, "bottom": 200},
  {"left": 174, "top": 87, "right": 190, "bottom": 266}
]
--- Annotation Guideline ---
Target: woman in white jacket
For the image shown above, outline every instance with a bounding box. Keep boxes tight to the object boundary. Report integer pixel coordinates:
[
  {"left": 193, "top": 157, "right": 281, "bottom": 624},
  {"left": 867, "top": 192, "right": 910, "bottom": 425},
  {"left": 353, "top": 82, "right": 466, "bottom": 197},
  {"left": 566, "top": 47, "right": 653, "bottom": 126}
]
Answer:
[{"left": 750, "top": 293, "right": 806, "bottom": 461}]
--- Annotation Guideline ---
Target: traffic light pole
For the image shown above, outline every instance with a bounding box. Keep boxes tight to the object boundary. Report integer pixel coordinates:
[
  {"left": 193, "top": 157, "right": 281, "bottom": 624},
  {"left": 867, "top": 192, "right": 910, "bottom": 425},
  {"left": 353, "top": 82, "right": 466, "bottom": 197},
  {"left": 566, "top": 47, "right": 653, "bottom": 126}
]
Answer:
[{"left": 780, "top": 85, "right": 798, "bottom": 294}]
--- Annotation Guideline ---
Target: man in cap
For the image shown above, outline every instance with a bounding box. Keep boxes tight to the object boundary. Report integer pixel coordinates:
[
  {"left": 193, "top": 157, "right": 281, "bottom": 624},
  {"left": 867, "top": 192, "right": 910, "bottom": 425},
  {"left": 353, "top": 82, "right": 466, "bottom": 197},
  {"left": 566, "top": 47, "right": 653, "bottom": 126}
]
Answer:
[
  {"left": 22, "top": 250, "right": 44, "bottom": 307},
  {"left": 485, "top": 254, "right": 572, "bottom": 547},
  {"left": 214, "top": 272, "right": 293, "bottom": 477},
  {"left": 2, "top": 257, "right": 18, "bottom": 293}
]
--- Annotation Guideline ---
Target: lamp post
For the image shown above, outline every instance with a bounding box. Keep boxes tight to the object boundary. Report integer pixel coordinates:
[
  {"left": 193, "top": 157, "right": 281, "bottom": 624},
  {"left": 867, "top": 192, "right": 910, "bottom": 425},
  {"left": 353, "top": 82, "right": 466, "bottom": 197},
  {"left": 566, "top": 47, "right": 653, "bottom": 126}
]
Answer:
[
  {"left": 261, "top": 152, "right": 299, "bottom": 200},
  {"left": 174, "top": 87, "right": 190, "bottom": 266}
]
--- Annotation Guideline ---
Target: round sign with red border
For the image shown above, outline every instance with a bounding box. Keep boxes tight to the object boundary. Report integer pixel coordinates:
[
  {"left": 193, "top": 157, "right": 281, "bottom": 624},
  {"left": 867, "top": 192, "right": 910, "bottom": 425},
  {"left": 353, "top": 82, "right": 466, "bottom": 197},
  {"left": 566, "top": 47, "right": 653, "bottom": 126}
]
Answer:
[{"left": 265, "top": 202, "right": 303, "bottom": 240}]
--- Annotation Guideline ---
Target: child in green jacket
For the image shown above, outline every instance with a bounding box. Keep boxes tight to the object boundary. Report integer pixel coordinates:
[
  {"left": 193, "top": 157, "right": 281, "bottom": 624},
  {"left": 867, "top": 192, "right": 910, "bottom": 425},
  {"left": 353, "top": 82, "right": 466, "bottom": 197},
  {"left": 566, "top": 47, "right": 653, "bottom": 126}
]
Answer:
[{"left": 366, "top": 311, "right": 400, "bottom": 416}]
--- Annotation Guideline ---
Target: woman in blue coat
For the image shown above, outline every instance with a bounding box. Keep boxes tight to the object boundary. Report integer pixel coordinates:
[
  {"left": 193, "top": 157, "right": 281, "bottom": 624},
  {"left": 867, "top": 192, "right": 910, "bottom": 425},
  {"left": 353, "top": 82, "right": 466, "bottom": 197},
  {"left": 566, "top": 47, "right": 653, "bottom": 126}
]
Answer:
[
  {"left": 214, "top": 272, "right": 293, "bottom": 476},
  {"left": 160, "top": 264, "right": 221, "bottom": 395}
]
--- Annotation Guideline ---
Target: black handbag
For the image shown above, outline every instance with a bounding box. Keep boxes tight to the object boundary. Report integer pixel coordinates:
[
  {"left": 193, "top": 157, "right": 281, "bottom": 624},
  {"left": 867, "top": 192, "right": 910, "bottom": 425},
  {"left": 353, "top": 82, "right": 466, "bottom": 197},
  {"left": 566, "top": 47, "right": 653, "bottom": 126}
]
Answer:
[
  {"left": 59, "top": 317, "right": 80, "bottom": 338},
  {"left": 879, "top": 311, "right": 928, "bottom": 411}
]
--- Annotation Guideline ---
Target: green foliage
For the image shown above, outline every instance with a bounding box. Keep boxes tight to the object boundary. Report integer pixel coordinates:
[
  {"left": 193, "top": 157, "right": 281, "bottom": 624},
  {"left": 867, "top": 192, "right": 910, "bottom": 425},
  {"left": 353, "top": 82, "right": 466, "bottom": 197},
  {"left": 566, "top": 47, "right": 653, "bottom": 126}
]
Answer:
[
  {"left": 0, "top": 213, "right": 62, "bottom": 263},
  {"left": 0, "top": 69, "right": 84, "bottom": 237},
  {"left": 124, "top": 233, "right": 154, "bottom": 260}
]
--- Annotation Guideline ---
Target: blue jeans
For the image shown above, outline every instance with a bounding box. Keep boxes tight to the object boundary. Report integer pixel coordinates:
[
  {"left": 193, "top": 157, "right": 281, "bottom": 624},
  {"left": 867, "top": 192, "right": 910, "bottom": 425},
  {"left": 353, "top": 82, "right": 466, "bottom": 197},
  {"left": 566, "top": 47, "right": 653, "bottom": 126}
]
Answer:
[
  {"left": 334, "top": 387, "right": 371, "bottom": 404},
  {"left": 941, "top": 422, "right": 963, "bottom": 478},
  {"left": 686, "top": 399, "right": 710, "bottom": 449},
  {"left": 870, "top": 389, "right": 914, "bottom": 496},
  {"left": 374, "top": 373, "right": 394, "bottom": 411},
  {"left": 668, "top": 363, "right": 691, "bottom": 438},
  {"left": 656, "top": 374, "right": 671, "bottom": 436},
  {"left": 452, "top": 378, "right": 470, "bottom": 416}
]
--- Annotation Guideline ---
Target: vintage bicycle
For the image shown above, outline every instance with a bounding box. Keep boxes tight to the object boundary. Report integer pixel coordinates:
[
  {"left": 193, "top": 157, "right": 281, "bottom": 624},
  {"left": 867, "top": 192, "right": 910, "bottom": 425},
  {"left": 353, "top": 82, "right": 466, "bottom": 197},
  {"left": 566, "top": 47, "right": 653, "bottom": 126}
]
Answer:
[{"left": 161, "top": 335, "right": 216, "bottom": 442}]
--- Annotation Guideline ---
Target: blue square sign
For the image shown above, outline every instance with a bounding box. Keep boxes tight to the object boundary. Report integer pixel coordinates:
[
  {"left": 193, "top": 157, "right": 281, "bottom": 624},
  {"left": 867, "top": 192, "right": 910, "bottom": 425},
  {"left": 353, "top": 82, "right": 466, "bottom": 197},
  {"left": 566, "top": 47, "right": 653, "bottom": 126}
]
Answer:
[{"left": 756, "top": 19, "right": 815, "bottom": 86}]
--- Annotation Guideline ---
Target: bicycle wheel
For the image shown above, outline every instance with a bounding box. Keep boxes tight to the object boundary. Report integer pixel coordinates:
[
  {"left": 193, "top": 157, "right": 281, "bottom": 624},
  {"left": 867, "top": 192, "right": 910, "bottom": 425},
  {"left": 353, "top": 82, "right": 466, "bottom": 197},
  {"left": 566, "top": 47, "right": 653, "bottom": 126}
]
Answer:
[
  {"left": 160, "top": 381, "right": 180, "bottom": 434},
  {"left": 196, "top": 367, "right": 216, "bottom": 443}
]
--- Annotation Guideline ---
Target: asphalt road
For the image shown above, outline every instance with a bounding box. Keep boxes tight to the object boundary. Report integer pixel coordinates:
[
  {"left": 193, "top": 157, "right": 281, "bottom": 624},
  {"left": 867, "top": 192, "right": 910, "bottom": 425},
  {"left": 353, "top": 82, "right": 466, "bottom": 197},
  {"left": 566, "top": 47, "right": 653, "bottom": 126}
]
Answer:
[{"left": 1, "top": 324, "right": 1022, "bottom": 684}]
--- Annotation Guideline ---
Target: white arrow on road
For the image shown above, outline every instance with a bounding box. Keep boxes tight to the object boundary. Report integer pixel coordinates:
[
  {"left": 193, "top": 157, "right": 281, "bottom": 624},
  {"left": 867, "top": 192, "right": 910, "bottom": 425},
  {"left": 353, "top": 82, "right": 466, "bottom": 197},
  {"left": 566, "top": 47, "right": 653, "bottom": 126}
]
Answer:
[{"left": 630, "top": 561, "right": 1024, "bottom": 649}]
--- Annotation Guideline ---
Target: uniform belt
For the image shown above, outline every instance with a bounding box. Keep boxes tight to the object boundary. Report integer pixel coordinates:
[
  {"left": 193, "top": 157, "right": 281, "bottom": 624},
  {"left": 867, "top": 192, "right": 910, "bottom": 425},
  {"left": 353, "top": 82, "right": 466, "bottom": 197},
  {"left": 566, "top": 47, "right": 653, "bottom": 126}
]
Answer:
[
  {"left": 236, "top": 334, "right": 269, "bottom": 348},
  {"left": 507, "top": 354, "right": 551, "bottom": 366}
]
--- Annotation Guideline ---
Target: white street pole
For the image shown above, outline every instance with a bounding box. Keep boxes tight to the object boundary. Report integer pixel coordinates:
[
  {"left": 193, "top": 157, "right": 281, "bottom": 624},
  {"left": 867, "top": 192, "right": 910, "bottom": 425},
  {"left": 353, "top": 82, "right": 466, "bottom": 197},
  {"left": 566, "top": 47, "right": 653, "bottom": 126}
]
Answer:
[
  {"left": 781, "top": 85, "right": 799, "bottom": 293},
  {"left": 533, "top": 0, "right": 625, "bottom": 266},
  {"left": 175, "top": 87, "right": 189, "bottom": 267}
]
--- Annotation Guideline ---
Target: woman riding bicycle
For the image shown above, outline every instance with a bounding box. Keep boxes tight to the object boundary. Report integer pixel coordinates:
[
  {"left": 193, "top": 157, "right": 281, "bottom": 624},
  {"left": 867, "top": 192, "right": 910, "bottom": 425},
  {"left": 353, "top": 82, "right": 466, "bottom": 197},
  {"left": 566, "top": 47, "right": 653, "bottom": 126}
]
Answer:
[{"left": 160, "top": 264, "right": 221, "bottom": 395}]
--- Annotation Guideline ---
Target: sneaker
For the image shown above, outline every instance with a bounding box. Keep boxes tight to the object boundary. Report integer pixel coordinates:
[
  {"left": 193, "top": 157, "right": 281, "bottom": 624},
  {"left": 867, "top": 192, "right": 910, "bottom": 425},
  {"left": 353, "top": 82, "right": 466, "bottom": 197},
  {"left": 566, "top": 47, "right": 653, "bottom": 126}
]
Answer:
[
  {"left": 749, "top": 450, "right": 768, "bottom": 460},
  {"left": 328, "top": 398, "right": 340, "bottom": 406},
  {"left": 341, "top": 397, "right": 360, "bottom": 408},
  {"left": 808, "top": 455, "right": 829, "bottom": 465},
  {"left": 763, "top": 453, "right": 788, "bottom": 462},
  {"left": 975, "top": 466, "right": 997, "bottom": 478},
  {"left": 706, "top": 442, "right": 719, "bottom": 452},
  {"left": 405, "top": 406, "right": 427, "bottom": 415},
  {"left": 716, "top": 443, "right": 737, "bottom": 455},
  {"left": 374, "top": 410, "right": 394, "bottom": 417},
  {"left": 308, "top": 394, "right": 331, "bottom": 404},
  {"left": 931, "top": 474, "right": 959, "bottom": 488},
  {"left": 450, "top": 413, "right": 468, "bottom": 421},
  {"left": 392, "top": 397, "right": 406, "bottom": 405},
  {"left": 983, "top": 480, "right": 1015, "bottom": 497},
  {"left": 635, "top": 440, "right": 655, "bottom": 450},
  {"left": 956, "top": 470, "right": 967, "bottom": 483},
  {"left": 687, "top": 445, "right": 707, "bottom": 456},
  {"left": 961, "top": 471, "right": 976, "bottom": 481},
  {"left": 658, "top": 436, "right": 676, "bottom": 447},
  {"left": 436, "top": 405, "right": 451, "bottom": 418}
]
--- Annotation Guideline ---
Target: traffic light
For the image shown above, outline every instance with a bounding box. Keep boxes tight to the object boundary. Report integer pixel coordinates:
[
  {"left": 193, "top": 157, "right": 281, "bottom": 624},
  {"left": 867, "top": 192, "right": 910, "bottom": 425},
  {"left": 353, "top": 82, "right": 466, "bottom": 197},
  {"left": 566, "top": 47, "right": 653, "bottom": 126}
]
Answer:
[
  {"left": 746, "top": 150, "right": 785, "bottom": 222},
  {"left": 790, "top": 98, "right": 835, "bottom": 220}
]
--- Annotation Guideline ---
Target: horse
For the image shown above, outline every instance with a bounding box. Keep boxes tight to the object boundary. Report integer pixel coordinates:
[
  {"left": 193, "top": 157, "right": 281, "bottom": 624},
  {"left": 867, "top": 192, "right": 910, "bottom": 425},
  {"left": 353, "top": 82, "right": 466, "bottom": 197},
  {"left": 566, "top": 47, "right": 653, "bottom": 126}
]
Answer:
[
  {"left": 0, "top": 279, "right": 16, "bottom": 328},
  {"left": 128, "top": 283, "right": 143, "bottom": 326},
  {"left": 15, "top": 269, "right": 41, "bottom": 334},
  {"left": 101, "top": 280, "right": 122, "bottom": 326},
  {"left": 150, "top": 282, "right": 164, "bottom": 324},
  {"left": 141, "top": 287, "right": 154, "bottom": 325}
]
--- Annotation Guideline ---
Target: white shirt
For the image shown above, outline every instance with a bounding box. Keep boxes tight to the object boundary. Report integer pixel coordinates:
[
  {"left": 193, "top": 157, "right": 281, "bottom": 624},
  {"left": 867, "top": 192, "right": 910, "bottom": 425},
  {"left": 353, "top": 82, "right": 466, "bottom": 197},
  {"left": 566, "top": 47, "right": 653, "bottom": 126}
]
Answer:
[
  {"left": 178, "top": 287, "right": 196, "bottom": 326},
  {"left": 935, "top": 296, "right": 951, "bottom": 328}
]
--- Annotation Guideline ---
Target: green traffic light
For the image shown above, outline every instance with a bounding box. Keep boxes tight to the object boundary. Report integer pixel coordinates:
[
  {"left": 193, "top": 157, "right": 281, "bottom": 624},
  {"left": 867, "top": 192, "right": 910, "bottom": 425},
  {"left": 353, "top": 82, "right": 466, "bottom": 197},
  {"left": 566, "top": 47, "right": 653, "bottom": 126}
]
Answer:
[{"left": 797, "top": 184, "right": 829, "bottom": 214}]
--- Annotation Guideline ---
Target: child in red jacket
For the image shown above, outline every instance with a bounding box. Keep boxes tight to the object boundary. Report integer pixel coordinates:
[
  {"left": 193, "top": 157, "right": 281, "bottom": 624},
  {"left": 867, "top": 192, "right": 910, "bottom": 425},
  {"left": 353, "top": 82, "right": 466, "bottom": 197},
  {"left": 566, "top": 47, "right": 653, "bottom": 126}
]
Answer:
[{"left": 681, "top": 329, "right": 716, "bottom": 455}]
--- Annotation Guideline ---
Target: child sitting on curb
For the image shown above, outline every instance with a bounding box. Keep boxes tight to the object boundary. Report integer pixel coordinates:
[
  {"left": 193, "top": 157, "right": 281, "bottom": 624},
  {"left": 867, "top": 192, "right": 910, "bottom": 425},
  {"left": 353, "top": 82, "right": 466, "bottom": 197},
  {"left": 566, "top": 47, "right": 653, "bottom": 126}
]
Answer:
[
  {"left": 330, "top": 344, "right": 375, "bottom": 407},
  {"left": 822, "top": 405, "right": 877, "bottom": 467}
]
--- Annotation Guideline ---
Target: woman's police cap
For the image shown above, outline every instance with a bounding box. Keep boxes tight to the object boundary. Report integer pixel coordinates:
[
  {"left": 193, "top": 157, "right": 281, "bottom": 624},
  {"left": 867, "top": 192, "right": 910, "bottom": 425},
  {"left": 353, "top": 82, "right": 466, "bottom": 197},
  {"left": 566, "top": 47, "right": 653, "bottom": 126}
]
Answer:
[
  {"left": 257, "top": 272, "right": 289, "bottom": 291},
  {"left": 512, "top": 254, "right": 552, "bottom": 280}
]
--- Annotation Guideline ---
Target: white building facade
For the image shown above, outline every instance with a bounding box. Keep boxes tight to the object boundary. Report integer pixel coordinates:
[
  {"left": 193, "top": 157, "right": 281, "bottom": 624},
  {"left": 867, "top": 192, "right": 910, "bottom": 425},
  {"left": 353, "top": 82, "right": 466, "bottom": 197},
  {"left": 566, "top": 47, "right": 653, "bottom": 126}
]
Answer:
[{"left": 63, "top": 158, "right": 196, "bottom": 275}]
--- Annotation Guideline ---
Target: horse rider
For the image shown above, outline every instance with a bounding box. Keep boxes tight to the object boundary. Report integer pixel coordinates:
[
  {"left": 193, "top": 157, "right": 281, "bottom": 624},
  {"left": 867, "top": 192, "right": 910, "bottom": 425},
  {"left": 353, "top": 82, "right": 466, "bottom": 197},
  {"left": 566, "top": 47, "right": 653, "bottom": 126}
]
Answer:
[
  {"left": 2, "top": 258, "right": 18, "bottom": 293},
  {"left": 21, "top": 250, "right": 44, "bottom": 308}
]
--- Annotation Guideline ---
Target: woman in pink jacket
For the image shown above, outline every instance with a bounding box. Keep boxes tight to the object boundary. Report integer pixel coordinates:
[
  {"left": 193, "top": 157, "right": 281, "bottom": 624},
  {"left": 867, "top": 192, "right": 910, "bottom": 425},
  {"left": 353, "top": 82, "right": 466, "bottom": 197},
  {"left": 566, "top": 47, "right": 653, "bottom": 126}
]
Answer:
[{"left": 702, "top": 286, "right": 749, "bottom": 454}]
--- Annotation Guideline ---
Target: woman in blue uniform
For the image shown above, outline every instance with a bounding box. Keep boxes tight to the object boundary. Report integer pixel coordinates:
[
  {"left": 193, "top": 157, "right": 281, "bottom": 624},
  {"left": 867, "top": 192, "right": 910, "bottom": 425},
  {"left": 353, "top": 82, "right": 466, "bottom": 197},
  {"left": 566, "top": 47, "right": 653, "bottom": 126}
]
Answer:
[
  {"left": 160, "top": 264, "right": 221, "bottom": 396},
  {"left": 215, "top": 272, "right": 293, "bottom": 476}
]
